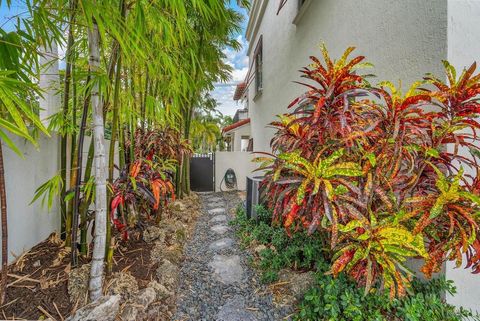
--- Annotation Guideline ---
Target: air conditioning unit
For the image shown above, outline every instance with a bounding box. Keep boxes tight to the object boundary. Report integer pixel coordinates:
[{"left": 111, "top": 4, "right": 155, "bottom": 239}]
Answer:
[{"left": 246, "top": 175, "right": 265, "bottom": 219}]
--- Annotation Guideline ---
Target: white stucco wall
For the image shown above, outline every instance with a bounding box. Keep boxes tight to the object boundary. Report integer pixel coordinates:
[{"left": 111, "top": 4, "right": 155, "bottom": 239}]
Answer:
[
  {"left": 245, "top": 0, "right": 480, "bottom": 312},
  {"left": 0, "top": 133, "right": 118, "bottom": 263},
  {"left": 247, "top": 0, "right": 448, "bottom": 152},
  {"left": 445, "top": 0, "right": 480, "bottom": 313},
  {"left": 215, "top": 151, "right": 257, "bottom": 192},
  {"left": 39, "top": 42, "right": 60, "bottom": 125},
  {"left": 2, "top": 134, "right": 61, "bottom": 262},
  {"left": 230, "top": 123, "right": 251, "bottom": 152}
]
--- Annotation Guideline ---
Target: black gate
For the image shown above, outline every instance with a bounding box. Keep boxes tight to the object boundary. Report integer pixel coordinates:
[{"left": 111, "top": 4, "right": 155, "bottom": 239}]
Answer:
[{"left": 190, "top": 153, "right": 215, "bottom": 192}]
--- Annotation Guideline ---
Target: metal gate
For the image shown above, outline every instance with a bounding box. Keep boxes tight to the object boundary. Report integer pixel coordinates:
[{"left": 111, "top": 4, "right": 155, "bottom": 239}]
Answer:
[{"left": 190, "top": 153, "right": 215, "bottom": 192}]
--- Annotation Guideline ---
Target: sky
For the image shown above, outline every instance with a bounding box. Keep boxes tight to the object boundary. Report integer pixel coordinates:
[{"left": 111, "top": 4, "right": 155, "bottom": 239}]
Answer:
[
  {"left": 0, "top": 0, "right": 249, "bottom": 116},
  {"left": 212, "top": 1, "right": 249, "bottom": 117}
]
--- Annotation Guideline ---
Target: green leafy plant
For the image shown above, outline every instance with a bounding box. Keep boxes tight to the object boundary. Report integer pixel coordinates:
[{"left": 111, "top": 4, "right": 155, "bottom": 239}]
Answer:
[
  {"left": 295, "top": 271, "right": 479, "bottom": 321},
  {"left": 110, "top": 128, "right": 185, "bottom": 239},
  {"left": 232, "top": 205, "right": 326, "bottom": 283},
  {"left": 257, "top": 46, "right": 480, "bottom": 297}
]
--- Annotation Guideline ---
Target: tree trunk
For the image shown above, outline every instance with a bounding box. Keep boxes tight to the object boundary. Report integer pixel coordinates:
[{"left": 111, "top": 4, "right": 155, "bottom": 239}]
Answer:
[
  {"left": 70, "top": 74, "right": 91, "bottom": 266},
  {"left": 88, "top": 21, "right": 107, "bottom": 302},
  {"left": 106, "top": 48, "right": 123, "bottom": 274},
  {"left": 0, "top": 142, "right": 8, "bottom": 304},
  {"left": 79, "top": 141, "right": 94, "bottom": 256},
  {"left": 62, "top": 0, "right": 78, "bottom": 244}
]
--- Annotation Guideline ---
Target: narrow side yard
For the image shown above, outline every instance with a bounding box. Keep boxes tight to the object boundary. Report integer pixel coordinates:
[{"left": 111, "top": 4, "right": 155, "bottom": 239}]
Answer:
[{"left": 174, "top": 192, "right": 292, "bottom": 321}]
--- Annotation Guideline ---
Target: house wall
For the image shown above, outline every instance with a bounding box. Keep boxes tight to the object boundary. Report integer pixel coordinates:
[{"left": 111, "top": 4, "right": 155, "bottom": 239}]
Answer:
[
  {"left": 245, "top": 0, "right": 480, "bottom": 312},
  {"left": 445, "top": 0, "right": 480, "bottom": 313},
  {"left": 231, "top": 124, "right": 251, "bottom": 152},
  {"left": 246, "top": 0, "right": 448, "bottom": 152},
  {"left": 2, "top": 134, "right": 61, "bottom": 262},
  {"left": 215, "top": 151, "right": 257, "bottom": 192}
]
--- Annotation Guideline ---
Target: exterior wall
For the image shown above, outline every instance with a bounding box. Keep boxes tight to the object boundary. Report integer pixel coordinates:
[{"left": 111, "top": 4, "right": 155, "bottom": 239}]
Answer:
[
  {"left": 38, "top": 42, "right": 60, "bottom": 125},
  {"left": 245, "top": 0, "right": 480, "bottom": 313},
  {"left": 1, "top": 134, "right": 118, "bottom": 263},
  {"left": 215, "top": 151, "right": 257, "bottom": 192},
  {"left": 2, "top": 134, "right": 61, "bottom": 262},
  {"left": 445, "top": 0, "right": 480, "bottom": 312},
  {"left": 231, "top": 124, "right": 251, "bottom": 152},
  {"left": 246, "top": 0, "right": 448, "bottom": 152}
]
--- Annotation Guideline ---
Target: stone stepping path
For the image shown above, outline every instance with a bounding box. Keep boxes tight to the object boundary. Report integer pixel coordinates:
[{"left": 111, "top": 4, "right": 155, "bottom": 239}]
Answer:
[
  {"left": 173, "top": 192, "right": 291, "bottom": 321},
  {"left": 209, "top": 238, "right": 234, "bottom": 251},
  {"left": 208, "top": 207, "right": 226, "bottom": 215},
  {"left": 210, "top": 215, "right": 227, "bottom": 224},
  {"left": 209, "top": 255, "right": 243, "bottom": 284}
]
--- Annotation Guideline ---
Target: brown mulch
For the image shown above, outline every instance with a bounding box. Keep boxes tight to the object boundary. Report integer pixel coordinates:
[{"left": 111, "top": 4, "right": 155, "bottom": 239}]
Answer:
[
  {"left": 0, "top": 193, "right": 201, "bottom": 321},
  {"left": 0, "top": 228, "right": 157, "bottom": 320}
]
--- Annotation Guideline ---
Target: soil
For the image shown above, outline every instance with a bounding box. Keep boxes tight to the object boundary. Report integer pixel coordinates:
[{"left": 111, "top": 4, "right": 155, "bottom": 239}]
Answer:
[
  {"left": 0, "top": 230, "right": 155, "bottom": 320},
  {"left": 0, "top": 194, "right": 200, "bottom": 320}
]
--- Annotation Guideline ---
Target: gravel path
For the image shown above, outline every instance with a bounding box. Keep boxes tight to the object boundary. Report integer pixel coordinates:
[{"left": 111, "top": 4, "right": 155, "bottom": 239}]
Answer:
[{"left": 173, "top": 192, "right": 291, "bottom": 321}]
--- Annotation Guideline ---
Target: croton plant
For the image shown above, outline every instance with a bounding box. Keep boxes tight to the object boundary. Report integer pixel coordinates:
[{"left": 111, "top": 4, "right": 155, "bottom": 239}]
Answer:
[
  {"left": 257, "top": 46, "right": 480, "bottom": 297},
  {"left": 111, "top": 127, "right": 191, "bottom": 239}
]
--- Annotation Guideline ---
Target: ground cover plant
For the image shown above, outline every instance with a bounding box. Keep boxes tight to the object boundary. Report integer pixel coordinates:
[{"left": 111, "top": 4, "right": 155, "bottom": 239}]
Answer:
[
  {"left": 256, "top": 45, "right": 480, "bottom": 297},
  {"left": 232, "top": 205, "right": 480, "bottom": 321}
]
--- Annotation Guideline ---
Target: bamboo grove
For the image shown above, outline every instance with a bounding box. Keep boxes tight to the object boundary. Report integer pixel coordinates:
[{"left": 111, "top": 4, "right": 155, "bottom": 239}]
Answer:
[{"left": 0, "top": 0, "right": 246, "bottom": 302}]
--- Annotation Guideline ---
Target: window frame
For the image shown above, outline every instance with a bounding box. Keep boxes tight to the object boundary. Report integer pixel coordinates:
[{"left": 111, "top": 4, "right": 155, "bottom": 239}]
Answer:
[
  {"left": 293, "top": 0, "right": 312, "bottom": 25},
  {"left": 254, "top": 35, "right": 263, "bottom": 98}
]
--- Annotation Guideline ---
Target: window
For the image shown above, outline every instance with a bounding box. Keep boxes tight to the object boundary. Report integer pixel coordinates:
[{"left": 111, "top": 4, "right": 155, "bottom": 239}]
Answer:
[
  {"left": 254, "top": 36, "right": 263, "bottom": 96},
  {"left": 247, "top": 138, "right": 253, "bottom": 152},
  {"left": 293, "top": 0, "right": 311, "bottom": 24},
  {"left": 241, "top": 136, "right": 250, "bottom": 152}
]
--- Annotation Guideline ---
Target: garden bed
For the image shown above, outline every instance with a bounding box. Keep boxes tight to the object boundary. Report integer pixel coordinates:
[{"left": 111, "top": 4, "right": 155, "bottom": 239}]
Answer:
[
  {"left": 231, "top": 205, "right": 480, "bottom": 321},
  {"left": 0, "top": 193, "right": 201, "bottom": 320}
]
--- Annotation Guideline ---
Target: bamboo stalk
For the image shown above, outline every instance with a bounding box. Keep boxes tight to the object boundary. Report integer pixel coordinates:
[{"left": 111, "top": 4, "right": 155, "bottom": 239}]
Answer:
[
  {"left": 0, "top": 142, "right": 8, "bottom": 304},
  {"left": 88, "top": 20, "right": 107, "bottom": 302}
]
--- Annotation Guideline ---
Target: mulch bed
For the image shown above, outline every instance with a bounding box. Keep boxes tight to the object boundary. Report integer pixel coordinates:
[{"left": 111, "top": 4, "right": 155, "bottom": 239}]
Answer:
[{"left": 0, "top": 226, "right": 158, "bottom": 320}]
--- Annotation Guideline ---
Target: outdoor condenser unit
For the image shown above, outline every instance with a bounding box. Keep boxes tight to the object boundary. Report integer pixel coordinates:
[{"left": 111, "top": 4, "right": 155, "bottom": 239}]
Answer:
[{"left": 246, "top": 175, "right": 264, "bottom": 219}]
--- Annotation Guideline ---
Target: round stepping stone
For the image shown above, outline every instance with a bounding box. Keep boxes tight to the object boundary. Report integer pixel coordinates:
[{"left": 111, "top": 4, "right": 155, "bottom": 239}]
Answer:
[
  {"left": 211, "top": 224, "right": 229, "bottom": 235},
  {"left": 216, "top": 295, "right": 258, "bottom": 321},
  {"left": 208, "top": 208, "right": 225, "bottom": 215},
  {"left": 210, "top": 215, "right": 227, "bottom": 224},
  {"left": 208, "top": 255, "right": 243, "bottom": 284},
  {"left": 209, "top": 238, "right": 234, "bottom": 251}
]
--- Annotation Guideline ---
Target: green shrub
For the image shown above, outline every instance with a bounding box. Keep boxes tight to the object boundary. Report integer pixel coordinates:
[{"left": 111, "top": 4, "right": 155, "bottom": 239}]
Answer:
[
  {"left": 232, "top": 204, "right": 480, "bottom": 321},
  {"left": 232, "top": 205, "right": 325, "bottom": 283},
  {"left": 295, "top": 274, "right": 479, "bottom": 321}
]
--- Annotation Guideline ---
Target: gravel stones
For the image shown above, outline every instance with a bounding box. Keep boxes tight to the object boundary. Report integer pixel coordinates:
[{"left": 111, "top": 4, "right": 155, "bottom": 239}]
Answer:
[
  {"left": 173, "top": 192, "right": 292, "bottom": 321},
  {"left": 208, "top": 255, "right": 243, "bottom": 284},
  {"left": 209, "top": 238, "right": 234, "bottom": 251},
  {"left": 216, "top": 295, "right": 258, "bottom": 321}
]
